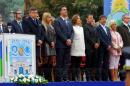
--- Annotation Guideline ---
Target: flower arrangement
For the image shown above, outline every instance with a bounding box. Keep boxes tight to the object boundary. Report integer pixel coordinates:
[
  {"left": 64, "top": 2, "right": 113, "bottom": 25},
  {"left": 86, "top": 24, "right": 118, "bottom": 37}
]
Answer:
[{"left": 10, "top": 74, "right": 48, "bottom": 84}]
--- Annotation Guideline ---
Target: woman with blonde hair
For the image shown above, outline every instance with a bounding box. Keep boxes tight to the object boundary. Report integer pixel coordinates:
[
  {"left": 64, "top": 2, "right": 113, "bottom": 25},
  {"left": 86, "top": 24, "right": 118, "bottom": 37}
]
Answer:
[
  {"left": 41, "top": 12, "right": 56, "bottom": 81},
  {"left": 109, "top": 20, "right": 123, "bottom": 81},
  {"left": 71, "top": 14, "right": 85, "bottom": 81}
]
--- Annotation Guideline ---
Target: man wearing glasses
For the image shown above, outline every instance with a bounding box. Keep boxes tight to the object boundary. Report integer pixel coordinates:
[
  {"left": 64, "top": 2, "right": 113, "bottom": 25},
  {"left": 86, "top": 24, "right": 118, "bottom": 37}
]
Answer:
[
  {"left": 117, "top": 14, "right": 130, "bottom": 85},
  {"left": 9, "top": 9, "right": 24, "bottom": 33}
]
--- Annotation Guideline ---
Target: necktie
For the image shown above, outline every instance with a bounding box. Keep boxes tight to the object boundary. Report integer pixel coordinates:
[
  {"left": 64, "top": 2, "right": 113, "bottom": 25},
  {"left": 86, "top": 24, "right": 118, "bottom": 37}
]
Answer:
[
  {"left": 127, "top": 25, "right": 130, "bottom": 32},
  {"left": 18, "top": 22, "right": 23, "bottom": 32},
  {"left": 34, "top": 19, "right": 37, "bottom": 25},
  {"left": 64, "top": 19, "right": 69, "bottom": 28},
  {"left": 65, "top": 20, "right": 68, "bottom": 25}
]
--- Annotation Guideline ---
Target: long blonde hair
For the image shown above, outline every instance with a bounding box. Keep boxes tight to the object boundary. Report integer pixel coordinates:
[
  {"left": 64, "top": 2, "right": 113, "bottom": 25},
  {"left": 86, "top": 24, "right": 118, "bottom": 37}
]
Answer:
[
  {"left": 42, "top": 12, "right": 52, "bottom": 31},
  {"left": 42, "top": 12, "right": 52, "bottom": 24}
]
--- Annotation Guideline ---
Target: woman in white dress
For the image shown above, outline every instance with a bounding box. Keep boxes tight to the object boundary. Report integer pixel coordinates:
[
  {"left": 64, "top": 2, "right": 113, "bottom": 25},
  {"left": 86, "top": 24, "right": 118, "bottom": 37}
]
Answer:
[{"left": 71, "top": 14, "right": 85, "bottom": 81}]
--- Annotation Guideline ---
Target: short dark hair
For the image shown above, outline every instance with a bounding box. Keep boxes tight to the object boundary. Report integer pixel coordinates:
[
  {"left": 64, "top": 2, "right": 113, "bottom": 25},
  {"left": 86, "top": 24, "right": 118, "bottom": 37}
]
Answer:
[
  {"left": 86, "top": 14, "right": 93, "bottom": 18},
  {"left": 29, "top": 7, "right": 37, "bottom": 13},
  {"left": 99, "top": 15, "right": 107, "bottom": 20},
  {"left": 122, "top": 13, "right": 129, "bottom": 21},
  {"left": 14, "top": 9, "right": 22, "bottom": 14},
  {"left": 59, "top": 5, "right": 67, "bottom": 12}
]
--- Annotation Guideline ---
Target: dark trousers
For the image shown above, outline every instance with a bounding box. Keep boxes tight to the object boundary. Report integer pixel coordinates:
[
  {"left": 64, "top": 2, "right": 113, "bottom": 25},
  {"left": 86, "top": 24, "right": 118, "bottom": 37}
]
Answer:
[
  {"left": 85, "top": 48, "right": 100, "bottom": 81},
  {"left": 43, "top": 56, "right": 53, "bottom": 82},
  {"left": 119, "top": 52, "right": 128, "bottom": 81},
  {"left": 85, "top": 49, "right": 93, "bottom": 81},
  {"left": 55, "top": 48, "right": 71, "bottom": 81},
  {"left": 36, "top": 56, "right": 53, "bottom": 82},
  {"left": 71, "top": 56, "right": 81, "bottom": 81},
  {"left": 98, "top": 47, "right": 109, "bottom": 81}
]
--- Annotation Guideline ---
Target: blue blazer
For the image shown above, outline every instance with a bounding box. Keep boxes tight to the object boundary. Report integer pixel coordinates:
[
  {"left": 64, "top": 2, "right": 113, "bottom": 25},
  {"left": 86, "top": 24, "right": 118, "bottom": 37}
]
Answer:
[
  {"left": 54, "top": 17, "right": 74, "bottom": 48},
  {"left": 96, "top": 25, "right": 111, "bottom": 49},
  {"left": 9, "top": 20, "right": 24, "bottom": 33}
]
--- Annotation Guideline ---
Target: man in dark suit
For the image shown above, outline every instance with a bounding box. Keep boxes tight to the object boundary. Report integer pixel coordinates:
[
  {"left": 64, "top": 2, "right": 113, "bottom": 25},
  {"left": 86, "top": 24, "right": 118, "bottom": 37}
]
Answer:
[
  {"left": 24, "top": 7, "right": 54, "bottom": 75},
  {"left": 0, "top": 14, "right": 8, "bottom": 33},
  {"left": 54, "top": 5, "right": 73, "bottom": 81},
  {"left": 8, "top": 9, "right": 24, "bottom": 33},
  {"left": 83, "top": 14, "right": 100, "bottom": 81},
  {"left": 117, "top": 14, "right": 130, "bottom": 82},
  {"left": 96, "top": 15, "right": 112, "bottom": 81}
]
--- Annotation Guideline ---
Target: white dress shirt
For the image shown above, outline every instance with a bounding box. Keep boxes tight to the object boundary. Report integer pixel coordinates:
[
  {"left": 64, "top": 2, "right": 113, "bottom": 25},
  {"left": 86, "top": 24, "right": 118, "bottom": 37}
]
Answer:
[
  {"left": 100, "top": 24, "right": 108, "bottom": 35},
  {"left": 0, "top": 23, "right": 3, "bottom": 33}
]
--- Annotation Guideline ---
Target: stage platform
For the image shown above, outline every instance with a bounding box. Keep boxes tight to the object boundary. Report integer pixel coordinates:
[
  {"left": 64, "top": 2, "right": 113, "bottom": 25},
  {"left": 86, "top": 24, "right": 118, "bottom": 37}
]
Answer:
[{"left": 0, "top": 81, "right": 125, "bottom": 86}]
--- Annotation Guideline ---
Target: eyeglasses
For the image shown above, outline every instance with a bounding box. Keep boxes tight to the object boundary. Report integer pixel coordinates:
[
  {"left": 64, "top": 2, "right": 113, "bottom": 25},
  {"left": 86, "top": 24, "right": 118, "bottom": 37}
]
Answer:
[{"left": 16, "top": 13, "right": 22, "bottom": 14}]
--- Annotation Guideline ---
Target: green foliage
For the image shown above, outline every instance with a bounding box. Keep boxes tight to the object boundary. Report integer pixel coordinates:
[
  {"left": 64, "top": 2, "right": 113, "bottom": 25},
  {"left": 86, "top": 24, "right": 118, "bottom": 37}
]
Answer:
[
  {"left": 0, "top": 0, "right": 103, "bottom": 23},
  {"left": 26, "top": 0, "right": 103, "bottom": 23},
  {"left": 0, "top": 0, "right": 24, "bottom": 22}
]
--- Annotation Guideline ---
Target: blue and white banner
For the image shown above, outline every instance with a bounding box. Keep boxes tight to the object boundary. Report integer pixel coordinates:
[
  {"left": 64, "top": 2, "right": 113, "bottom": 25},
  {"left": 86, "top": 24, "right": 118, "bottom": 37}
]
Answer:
[{"left": 3, "top": 34, "right": 36, "bottom": 78}]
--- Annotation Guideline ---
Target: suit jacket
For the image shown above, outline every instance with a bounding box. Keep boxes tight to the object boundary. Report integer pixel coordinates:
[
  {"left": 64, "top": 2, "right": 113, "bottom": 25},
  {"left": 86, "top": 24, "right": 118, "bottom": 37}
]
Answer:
[
  {"left": 96, "top": 25, "right": 111, "bottom": 49},
  {"left": 110, "top": 30, "right": 123, "bottom": 55},
  {"left": 24, "top": 17, "right": 51, "bottom": 57},
  {"left": 117, "top": 23, "right": 130, "bottom": 47},
  {"left": 54, "top": 17, "right": 74, "bottom": 48},
  {"left": 83, "top": 23, "right": 100, "bottom": 51},
  {"left": 0, "top": 24, "right": 9, "bottom": 33},
  {"left": 9, "top": 20, "right": 24, "bottom": 33}
]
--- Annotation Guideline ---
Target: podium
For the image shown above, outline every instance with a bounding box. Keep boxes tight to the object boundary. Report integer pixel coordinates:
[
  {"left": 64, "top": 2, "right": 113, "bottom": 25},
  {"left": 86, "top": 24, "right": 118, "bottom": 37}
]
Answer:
[{"left": 0, "top": 34, "right": 36, "bottom": 82}]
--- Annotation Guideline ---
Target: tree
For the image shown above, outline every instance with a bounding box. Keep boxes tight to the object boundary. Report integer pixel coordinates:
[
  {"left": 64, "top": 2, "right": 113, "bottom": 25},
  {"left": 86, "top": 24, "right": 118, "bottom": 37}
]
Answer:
[
  {"left": 0, "top": 0, "right": 24, "bottom": 22},
  {"left": 25, "top": 0, "right": 103, "bottom": 22}
]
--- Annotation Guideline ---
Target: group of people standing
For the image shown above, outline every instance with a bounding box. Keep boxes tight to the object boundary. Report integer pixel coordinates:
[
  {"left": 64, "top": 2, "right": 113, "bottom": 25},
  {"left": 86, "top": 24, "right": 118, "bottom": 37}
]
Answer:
[{"left": 0, "top": 5, "right": 130, "bottom": 82}]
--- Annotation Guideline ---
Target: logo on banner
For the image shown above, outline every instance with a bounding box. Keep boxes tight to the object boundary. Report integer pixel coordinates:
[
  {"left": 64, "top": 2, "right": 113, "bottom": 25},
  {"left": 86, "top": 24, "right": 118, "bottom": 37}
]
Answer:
[{"left": 104, "top": 0, "right": 130, "bottom": 26}]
